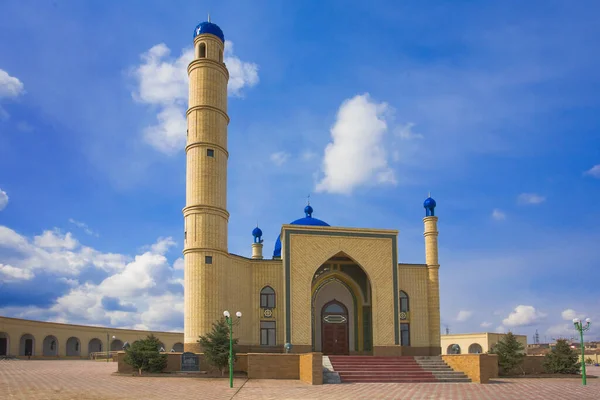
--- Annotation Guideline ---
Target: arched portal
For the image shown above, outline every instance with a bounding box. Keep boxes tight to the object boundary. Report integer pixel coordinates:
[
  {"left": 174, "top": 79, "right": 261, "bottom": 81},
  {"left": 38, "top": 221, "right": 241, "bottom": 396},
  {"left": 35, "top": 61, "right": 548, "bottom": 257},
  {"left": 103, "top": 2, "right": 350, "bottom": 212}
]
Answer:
[
  {"left": 447, "top": 344, "right": 461, "bottom": 354},
  {"left": 172, "top": 342, "right": 184, "bottom": 352},
  {"left": 158, "top": 341, "right": 166, "bottom": 352},
  {"left": 311, "top": 253, "right": 372, "bottom": 354},
  {"left": 0, "top": 332, "right": 9, "bottom": 356},
  {"left": 88, "top": 338, "right": 103, "bottom": 354},
  {"left": 66, "top": 337, "right": 80, "bottom": 356},
  {"left": 111, "top": 339, "right": 124, "bottom": 351},
  {"left": 469, "top": 343, "right": 483, "bottom": 354},
  {"left": 42, "top": 335, "right": 59, "bottom": 356},
  {"left": 19, "top": 334, "right": 35, "bottom": 356}
]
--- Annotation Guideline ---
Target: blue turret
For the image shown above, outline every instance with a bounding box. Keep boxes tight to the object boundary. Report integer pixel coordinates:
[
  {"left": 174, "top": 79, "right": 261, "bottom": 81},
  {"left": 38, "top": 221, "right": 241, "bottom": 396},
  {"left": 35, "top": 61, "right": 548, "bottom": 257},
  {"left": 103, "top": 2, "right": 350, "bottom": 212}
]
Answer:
[
  {"left": 252, "top": 226, "right": 263, "bottom": 244},
  {"left": 424, "top": 194, "right": 437, "bottom": 217}
]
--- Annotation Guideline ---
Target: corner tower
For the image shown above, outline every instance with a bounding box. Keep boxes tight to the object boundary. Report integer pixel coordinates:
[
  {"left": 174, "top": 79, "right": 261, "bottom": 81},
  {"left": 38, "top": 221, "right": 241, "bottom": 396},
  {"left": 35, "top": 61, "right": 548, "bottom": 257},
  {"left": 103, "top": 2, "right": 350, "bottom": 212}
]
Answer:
[
  {"left": 423, "top": 194, "right": 441, "bottom": 354},
  {"left": 183, "top": 19, "right": 229, "bottom": 351}
]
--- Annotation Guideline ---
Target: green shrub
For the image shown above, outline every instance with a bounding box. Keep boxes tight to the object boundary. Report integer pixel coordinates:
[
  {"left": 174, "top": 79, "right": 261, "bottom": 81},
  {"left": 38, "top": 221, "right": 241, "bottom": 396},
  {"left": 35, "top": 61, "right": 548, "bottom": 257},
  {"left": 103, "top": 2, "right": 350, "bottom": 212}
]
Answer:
[
  {"left": 198, "top": 318, "right": 238, "bottom": 376},
  {"left": 488, "top": 332, "right": 525, "bottom": 375},
  {"left": 543, "top": 339, "right": 581, "bottom": 374},
  {"left": 123, "top": 334, "right": 168, "bottom": 375}
]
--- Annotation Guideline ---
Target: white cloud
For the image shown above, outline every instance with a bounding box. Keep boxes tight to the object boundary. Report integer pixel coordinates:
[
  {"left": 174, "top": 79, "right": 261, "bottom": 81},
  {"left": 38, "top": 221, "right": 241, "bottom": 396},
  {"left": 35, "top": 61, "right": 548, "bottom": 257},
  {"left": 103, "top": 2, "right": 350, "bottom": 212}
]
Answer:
[
  {"left": 0, "top": 263, "right": 34, "bottom": 281},
  {"left": 584, "top": 165, "right": 600, "bottom": 178},
  {"left": 502, "top": 305, "right": 546, "bottom": 327},
  {"left": 0, "top": 226, "right": 184, "bottom": 331},
  {"left": 173, "top": 257, "right": 184, "bottom": 270},
  {"left": 0, "top": 189, "right": 8, "bottom": 211},
  {"left": 561, "top": 308, "right": 585, "bottom": 321},
  {"left": 131, "top": 41, "right": 259, "bottom": 155},
  {"left": 456, "top": 310, "right": 473, "bottom": 322},
  {"left": 480, "top": 321, "right": 493, "bottom": 328},
  {"left": 301, "top": 150, "right": 317, "bottom": 161},
  {"left": 270, "top": 151, "right": 290, "bottom": 166},
  {"left": 491, "top": 208, "right": 506, "bottom": 220},
  {"left": 517, "top": 193, "right": 546, "bottom": 205},
  {"left": 315, "top": 93, "right": 396, "bottom": 194},
  {"left": 68, "top": 218, "right": 98, "bottom": 237},
  {"left": 395, "top": 122, "right": 423, "bottom": 140},
  {"left": 0, "top": 69, "right": 24, "bottom": 98},
  {"left": 33, "top": 230, "right": 78, "bottom": 250},
  {"left": 495, "top": 325, "right": 506, "bottom": 333}
]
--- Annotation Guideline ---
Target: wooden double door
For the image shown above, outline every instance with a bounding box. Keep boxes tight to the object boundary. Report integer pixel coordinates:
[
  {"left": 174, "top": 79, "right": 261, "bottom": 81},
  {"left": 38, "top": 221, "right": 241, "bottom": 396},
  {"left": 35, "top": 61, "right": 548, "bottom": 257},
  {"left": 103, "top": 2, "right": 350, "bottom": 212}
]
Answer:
[{"left": 321, "top": 300, "right": 349, "bottom": 355}]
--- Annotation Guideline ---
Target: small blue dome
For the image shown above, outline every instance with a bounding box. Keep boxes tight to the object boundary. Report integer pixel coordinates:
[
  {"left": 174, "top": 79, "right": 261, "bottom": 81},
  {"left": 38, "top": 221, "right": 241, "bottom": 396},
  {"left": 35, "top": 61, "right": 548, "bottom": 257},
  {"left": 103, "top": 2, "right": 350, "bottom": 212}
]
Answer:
[
  {"left": 424, "top": 195, "right": 437, "bottom": 217},
  {"left": 273, "top": 205, "right": 329, "bottom": 258},
  {"left": 252, "top": 227, "right": 263, "bottom": 238},
  {"left": 304, "top": 205, "right": 313, "bottom": 217},
  {"left": 424, "top": 197, "right": 436, "bottom": 209},
  {"left": 193, "top": 21, "right": 225, "bottom": 43}
]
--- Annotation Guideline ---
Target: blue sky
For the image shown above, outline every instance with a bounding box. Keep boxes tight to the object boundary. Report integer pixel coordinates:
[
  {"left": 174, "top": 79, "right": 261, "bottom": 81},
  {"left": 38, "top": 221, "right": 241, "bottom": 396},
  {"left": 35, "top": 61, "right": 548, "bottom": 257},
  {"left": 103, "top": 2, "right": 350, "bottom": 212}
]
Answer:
[{"left": 0, "top": 0, "right": 599, "bottom": 341}]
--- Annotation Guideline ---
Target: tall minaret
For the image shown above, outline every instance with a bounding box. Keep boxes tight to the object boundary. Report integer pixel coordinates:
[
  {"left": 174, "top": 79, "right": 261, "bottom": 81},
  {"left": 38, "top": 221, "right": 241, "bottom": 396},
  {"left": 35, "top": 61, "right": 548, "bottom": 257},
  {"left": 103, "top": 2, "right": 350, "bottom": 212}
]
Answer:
[
  {"left": 183, "top": 20, "right": 229, "bottom": 352},
  {"left": 423, "top": 194, "right": 441, "bottom": 355}
]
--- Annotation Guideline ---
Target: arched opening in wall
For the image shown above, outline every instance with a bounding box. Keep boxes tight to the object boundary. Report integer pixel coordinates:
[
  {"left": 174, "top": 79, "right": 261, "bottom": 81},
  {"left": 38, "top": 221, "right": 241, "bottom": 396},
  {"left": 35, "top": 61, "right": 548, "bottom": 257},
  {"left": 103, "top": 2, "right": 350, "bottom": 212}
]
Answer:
[
  {"left": 468, "top": 343, "right": 483, "bottom": 354},
  {"left": 66, "top": 337, "right": 80, "bottom": 356},
  {"left": 19, "top": 334, "right": 35, "bottom": 356},
  {"left": 88, "top": 338, "right": 103, "bottom": 354},
  {"left": 219, "top": 49, "right": 223, "bottom": 63},
  {"left": 42, "top": 335, "right": 59, "bottom": 356},
  {"left": 158, "top": 341, "right": 166, "bottom": 352},
  {"left": 172, "top": 342, "right": 184, "bottom": 352},
  {"left": 197, "top": 42, "right": 206, "bottom": 58},
  {"left": 111, "top": 339, "right": 124, "bottom": 351},
  {"left": 447, "top": 344, "right": 461, "bottom": 354},
  {"left": 260, "top": 286, "right": 276, "bottom": 309},
  {"left": 0, "top": 332, "right": 9, "bottom": 356},
  {"left": 311, "top": 252, "right": 372, "bottom": 355}
]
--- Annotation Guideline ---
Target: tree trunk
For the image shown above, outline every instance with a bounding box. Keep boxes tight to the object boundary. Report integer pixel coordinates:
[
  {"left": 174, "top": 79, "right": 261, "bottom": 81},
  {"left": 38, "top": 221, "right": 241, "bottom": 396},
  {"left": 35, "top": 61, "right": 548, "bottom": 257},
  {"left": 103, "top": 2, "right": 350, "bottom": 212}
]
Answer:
[{"left": 138, "top": 368, "right": 142, "bottom": 376}]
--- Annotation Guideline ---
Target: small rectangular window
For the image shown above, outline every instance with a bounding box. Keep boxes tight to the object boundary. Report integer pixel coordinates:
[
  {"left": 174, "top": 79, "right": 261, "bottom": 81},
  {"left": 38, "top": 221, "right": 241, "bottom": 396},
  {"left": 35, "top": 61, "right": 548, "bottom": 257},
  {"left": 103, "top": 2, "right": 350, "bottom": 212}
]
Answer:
[
  {"left": 205, "top": 256, "right": 213, "bottom": 264},
  {"left": 260, "top": 321, "right": 276, "bottom": 346},
  {"left": 207, "top": 149, "right": 215, "bottom": 157},
  {"left": 184, "top": 231, "right": 187, "bottom": 242},
  {"left": 401, "top": 323, "right": 410, "bottom": 346}
]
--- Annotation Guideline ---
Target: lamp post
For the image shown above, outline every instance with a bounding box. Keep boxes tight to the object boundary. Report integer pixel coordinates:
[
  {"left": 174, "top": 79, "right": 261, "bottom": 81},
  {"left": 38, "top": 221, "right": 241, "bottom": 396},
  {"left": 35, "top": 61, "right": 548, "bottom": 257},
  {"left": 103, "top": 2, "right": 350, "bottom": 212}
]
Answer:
[
  {"left": 573, "top": 317, "right": 591, "bottom": 386},
  {"left": 106, "top": 334, "right": 116, "bottom": 363},
  {"left": 223, "top": 310, "right": 242, "bottom": 388}
]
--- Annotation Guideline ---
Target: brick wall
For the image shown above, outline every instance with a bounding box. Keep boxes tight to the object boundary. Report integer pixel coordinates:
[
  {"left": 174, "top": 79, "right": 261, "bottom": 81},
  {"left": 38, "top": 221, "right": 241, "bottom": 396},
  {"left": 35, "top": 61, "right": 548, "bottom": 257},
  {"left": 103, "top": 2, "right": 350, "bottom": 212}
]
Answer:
[
  {"left": 442, "top": 354, "right": 498, "bottom": 383},
  {"left": 247, "top": 353, "right": 299, "bottom": 379},
  {"left": 299, "top": 353, "right": 323, "bottom": 385}
]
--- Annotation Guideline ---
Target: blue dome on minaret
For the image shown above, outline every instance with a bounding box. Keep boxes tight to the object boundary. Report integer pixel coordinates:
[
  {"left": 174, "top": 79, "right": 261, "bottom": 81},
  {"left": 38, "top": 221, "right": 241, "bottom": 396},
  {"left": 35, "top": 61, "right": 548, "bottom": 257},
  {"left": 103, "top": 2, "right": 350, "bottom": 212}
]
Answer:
[
  {"left": 424, "top": 193, "right": 437, "bottom": 217},
  {"left": 252, "top": 226, "right": 263, "bottom": 243},
  {"left": 193, "top": 17, "right": 225, "bottom": 42}
]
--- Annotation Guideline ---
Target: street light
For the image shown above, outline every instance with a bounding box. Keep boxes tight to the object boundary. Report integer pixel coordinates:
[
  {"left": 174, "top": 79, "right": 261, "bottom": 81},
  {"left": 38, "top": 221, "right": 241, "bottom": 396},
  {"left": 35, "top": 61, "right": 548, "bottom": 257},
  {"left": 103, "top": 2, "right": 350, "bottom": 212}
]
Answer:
[
  {"left": 223, "top": 310, "right": 242, "bottom": 388},
  {"left": 573, "top": 317, "right": 591, "bottom": 386},
  {"left": 106, "top": 334, "right": 116, "bottom": 363}
]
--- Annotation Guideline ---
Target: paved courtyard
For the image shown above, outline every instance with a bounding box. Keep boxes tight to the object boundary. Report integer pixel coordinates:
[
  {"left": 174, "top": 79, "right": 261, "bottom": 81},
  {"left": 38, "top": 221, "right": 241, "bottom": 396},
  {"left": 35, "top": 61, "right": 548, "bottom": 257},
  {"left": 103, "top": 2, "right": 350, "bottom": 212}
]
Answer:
[{"left": 0, "top": 360, "right": 599, "bottom": 400}]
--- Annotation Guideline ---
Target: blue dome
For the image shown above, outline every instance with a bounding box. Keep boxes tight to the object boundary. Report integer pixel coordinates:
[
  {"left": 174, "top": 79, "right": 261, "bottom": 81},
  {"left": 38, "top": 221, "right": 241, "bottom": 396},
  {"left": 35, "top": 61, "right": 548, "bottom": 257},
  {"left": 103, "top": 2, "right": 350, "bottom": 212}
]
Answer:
[
  {"left": 252, "top": 226, "right": 263, "bottom": 238},
  {"left": 424, "top": 197, "right": 436, "bottom": 208},
  {"left": 193, "top": 21, "right": 225, "bottom": 43},
  {"left": 273, "top": 206, "right": 330, "bottom": 258}
]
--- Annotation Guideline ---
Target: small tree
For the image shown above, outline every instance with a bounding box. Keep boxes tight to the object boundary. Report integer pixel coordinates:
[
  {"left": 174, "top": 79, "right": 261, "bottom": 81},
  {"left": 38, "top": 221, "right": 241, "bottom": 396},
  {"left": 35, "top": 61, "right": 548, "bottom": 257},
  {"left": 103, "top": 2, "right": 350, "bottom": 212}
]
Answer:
[
  {"left": 543, "top": 339, "right": 581, "bottom": 374},
  {"left": 198, "top": 318, "right": 238, "bottom": 376},
  {"left": 488, "top": 332, "right": 526, "bottom": 375},
  {"left": 124, "top": 334, "right": 167, "bottom": 375}
]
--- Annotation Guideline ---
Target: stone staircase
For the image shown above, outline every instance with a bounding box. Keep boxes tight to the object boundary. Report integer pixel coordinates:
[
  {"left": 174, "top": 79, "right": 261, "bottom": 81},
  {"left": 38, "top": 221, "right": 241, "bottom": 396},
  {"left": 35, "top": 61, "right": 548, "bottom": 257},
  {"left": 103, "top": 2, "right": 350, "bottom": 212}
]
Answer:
[
  {"left": 326, "top": 355, "right": 471, "bottom": 383},
  {"left": 415, "top": 356, "right": 471, "bottom": 382}
]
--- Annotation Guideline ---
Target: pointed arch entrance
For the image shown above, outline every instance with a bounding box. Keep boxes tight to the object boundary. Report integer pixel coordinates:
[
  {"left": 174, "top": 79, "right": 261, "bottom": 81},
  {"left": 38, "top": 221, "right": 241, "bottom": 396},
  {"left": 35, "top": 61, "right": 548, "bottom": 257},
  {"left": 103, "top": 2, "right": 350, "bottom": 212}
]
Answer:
[{"left": 311, "top": 252, "right": 372, "bottom": 355}]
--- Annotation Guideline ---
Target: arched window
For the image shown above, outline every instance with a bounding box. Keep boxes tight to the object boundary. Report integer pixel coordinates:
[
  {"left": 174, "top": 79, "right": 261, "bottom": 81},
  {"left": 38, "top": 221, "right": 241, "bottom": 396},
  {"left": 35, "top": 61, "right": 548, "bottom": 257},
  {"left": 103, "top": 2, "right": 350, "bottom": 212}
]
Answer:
[
  {"left": 198, "top": 42, "right": 206, "bottom": 58},
  {"left": 400, "top": 290, "right": 409, "bottom": 312},
  {"left": 447, "top": 344, "right": 461, "bottom": 354},
  {"left": 219, "top": 49, "right": 223, "bottom": 63},
  {"left": 469, "top": 343, "right": 483, "bottom": 354},
  {"left": 260, "top": 286, "right": 275, "bottom": 308}
]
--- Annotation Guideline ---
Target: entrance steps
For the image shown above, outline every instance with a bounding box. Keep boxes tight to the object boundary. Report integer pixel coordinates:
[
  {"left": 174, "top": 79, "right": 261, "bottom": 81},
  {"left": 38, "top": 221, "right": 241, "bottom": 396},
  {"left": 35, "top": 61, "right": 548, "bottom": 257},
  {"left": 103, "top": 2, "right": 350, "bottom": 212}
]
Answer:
[{"left": 327, "top": 356, "right": 471, "bottom": 383}]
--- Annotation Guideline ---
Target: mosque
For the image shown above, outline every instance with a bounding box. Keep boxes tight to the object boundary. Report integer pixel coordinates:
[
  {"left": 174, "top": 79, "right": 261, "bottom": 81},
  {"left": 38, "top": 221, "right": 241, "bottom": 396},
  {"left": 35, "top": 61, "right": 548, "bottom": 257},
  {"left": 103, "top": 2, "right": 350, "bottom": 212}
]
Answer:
[
  {"left": 0, "top": 19, "right": 442, "bottom": 359},
  {"left": 183, "top": 20, "right": 442, "bottom": 356}
]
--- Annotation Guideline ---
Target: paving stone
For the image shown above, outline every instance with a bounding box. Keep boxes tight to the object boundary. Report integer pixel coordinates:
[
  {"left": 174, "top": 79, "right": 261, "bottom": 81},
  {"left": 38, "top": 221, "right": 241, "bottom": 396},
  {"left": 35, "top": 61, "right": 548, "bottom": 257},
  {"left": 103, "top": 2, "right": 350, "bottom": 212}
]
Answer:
[{"left": 1, "top": 360, "right": 599, "bottom": 399}]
